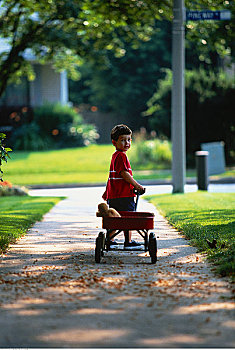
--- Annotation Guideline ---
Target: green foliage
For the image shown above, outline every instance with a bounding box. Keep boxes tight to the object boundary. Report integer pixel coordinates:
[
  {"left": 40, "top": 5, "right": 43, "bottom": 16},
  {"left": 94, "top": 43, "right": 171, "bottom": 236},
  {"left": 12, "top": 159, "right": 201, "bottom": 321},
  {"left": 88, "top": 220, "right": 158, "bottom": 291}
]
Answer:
[
  {"left": 0, "top": 196, "right": 62, "bottom": 253},
  {"left": 67, "top": 2, "right": 234, "bottom": 144},
  {"left": 145, "top": 192, "right": 235, "bottom": 278},
  {"left": 69, "top": 20, "right": 172, "bottom": 129},
  {"left": 34, "top": 103, "right": 81, "bottom": 134},
  {"left": 145, "top": 68, "right": 235, "bottom": 165},
  {"left": 0, "top": 133, "right": 12, "bottom": 181},
  {"left": 185, "top": 0, "right": 235, "bottom": 66},
  {"left": 0, "top": 0, "right": 174, "bottom": 98},
  {"left": 143, "top": 69, "right": 172, "bottom": 137},
  {"left": 129, "top": 131, "right": 172, "bottom": 169},
  {"left": 1, "top": 0, "right": 233, "bottom": 101},
  {"left": 10, "top": 122, "right": 53, "bottom": 151},
  {"left": 10, "top": 103, "right": 99, "bottom": 150}
]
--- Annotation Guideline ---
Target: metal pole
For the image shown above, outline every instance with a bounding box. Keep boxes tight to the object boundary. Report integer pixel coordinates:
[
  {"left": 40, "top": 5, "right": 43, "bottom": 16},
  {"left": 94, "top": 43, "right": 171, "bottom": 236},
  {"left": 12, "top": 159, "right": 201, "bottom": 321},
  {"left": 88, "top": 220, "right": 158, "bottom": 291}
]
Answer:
[{"left": 171, "top": 0, "right": 186, "bottom": 193}]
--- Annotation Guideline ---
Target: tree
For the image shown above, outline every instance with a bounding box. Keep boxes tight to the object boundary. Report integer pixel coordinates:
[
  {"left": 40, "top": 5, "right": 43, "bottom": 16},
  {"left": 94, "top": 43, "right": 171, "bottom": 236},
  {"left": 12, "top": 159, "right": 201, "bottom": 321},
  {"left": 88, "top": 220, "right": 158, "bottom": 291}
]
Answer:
[
  {"left": 69, "top": 20, "right": 171, "bottom": 130},
  {"left": 0, "top": 0, "right": 234, "bottom": 99},
  {"left": 69, "top": 0, "right": 234, "bottom": 129},
  {"left": 0, "top": 0, "right": 172, "bottom": 98},
  {"left": 144, "top": 69, "right": 235, "bottom": 165},
  {"left": 185, "top": 0, "right": 235, "bottom": 67}
]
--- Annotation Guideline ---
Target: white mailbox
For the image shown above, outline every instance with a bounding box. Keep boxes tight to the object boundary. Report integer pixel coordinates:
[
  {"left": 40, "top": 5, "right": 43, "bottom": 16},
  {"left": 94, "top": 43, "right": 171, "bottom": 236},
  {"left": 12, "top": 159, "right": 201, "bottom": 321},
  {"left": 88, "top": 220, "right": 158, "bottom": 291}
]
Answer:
[{"left": 201, "top": 142, "right": 225, "bottom": 175}]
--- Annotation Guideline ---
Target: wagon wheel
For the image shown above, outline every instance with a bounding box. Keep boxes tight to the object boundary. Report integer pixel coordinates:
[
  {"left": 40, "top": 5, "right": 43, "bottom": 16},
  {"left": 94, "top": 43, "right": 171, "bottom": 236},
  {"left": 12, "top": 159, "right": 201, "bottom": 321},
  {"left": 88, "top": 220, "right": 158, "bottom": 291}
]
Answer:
[
  {"left": 95, "top": 232, "right": 104, "bottom": 263},
  {"left": 98, "top": 232, "right": 105, "bottom": 256},
  {"left": 148, "top": 232, "right": 157, "bottom": 264}
]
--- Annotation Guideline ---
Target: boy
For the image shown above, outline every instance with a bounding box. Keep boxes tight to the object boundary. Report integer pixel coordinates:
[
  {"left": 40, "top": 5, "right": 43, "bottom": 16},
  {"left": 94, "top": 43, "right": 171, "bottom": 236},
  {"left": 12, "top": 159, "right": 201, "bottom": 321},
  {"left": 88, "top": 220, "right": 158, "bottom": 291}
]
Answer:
[{"left": 102, "top": 124, "right": 145, "bottom": 249}]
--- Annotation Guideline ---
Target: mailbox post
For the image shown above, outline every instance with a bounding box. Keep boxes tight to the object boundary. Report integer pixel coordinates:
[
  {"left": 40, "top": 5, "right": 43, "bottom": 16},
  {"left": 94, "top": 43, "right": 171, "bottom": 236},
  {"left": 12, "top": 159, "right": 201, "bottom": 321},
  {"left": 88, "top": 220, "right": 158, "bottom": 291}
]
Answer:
[{"left": 195, "top": 151, "right": 209, "bottom": 191}]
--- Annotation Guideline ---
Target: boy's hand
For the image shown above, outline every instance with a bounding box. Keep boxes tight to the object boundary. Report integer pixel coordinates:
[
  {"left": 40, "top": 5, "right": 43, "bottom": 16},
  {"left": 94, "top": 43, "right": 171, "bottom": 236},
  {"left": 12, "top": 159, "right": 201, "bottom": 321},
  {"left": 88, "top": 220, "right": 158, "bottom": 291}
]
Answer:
[{"left": 134, "top": 184, "right": 145, "bottom": 194}]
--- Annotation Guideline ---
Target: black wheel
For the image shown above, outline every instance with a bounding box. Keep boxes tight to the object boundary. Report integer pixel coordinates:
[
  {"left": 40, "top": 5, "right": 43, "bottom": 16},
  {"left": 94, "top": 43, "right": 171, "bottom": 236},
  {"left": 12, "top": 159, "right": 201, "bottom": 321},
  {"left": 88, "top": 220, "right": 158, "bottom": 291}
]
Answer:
[
  {"left": 95, "top": 235, "right": 103, "bottom": 263},
  {"left": 98, "top": 232, "right": 105, "bottom": 256},
  {"left": 148, "top": 232, "right": 157, "bottom": 264}
]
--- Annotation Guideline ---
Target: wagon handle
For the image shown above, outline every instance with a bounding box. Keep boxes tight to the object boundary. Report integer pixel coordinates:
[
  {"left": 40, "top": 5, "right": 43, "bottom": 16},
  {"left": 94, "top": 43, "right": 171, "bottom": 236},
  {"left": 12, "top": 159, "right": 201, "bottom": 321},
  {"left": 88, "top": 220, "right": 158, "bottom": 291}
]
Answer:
[{"left": 133, "top": 188, "right": 146, "bottom": 210}]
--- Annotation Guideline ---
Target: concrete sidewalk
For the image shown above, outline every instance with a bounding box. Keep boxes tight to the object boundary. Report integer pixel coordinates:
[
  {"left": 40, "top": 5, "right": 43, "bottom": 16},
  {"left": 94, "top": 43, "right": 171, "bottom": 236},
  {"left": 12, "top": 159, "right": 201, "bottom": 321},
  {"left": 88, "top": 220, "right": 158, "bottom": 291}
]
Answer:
[{"left": 0, "top": 186, "right": 234, "bottom": 348}]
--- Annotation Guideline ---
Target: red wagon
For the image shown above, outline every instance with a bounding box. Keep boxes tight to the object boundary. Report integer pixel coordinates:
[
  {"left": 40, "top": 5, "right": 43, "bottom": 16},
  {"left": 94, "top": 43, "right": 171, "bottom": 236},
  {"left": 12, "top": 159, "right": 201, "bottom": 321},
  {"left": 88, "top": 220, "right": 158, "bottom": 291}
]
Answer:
[{"left": 95, "top": 208, "right": 157, "bottom": 264}]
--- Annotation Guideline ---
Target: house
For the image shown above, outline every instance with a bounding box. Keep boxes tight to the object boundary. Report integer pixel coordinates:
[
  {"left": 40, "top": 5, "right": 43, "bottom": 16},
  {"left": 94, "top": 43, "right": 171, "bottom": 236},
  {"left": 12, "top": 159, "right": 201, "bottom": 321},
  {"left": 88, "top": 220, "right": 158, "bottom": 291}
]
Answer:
[{"left": 0, "top": 39, "right": 69, "bottom": 108}]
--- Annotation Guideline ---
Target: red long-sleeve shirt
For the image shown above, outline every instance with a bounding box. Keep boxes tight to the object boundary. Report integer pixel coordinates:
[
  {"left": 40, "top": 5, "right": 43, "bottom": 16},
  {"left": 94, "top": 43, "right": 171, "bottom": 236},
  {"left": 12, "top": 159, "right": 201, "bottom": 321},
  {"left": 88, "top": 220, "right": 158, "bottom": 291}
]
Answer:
[{"left": 102, "top": 151, "right": 135, "bottom": 200}]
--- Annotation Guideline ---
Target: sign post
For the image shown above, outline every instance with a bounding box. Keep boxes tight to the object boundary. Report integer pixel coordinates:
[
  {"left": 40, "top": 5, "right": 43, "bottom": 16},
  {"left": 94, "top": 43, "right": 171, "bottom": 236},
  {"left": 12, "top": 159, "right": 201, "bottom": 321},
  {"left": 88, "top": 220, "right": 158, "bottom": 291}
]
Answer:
[
  {"left": 172, "top": 0, "right": 186, "bottom": 193},
  {"left": 171, "top": 4, "right": 231, "bottom": 193}
]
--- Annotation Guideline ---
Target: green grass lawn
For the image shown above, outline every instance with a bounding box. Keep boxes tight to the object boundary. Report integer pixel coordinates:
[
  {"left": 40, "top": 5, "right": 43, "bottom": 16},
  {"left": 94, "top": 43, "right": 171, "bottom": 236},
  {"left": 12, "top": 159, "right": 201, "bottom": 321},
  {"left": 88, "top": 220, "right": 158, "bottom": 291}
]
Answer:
[
  {"left": 0, "top": 196, "right": 63, "bottom": 253},
  {"left": 145, "top": 192, "right": 235, "bottom": 278},
  {"left": 2, "top": 145, "right": 235, "bottom": 186},
  {"left": 2, "top": 145, "right": 113, "bottom": 185}
]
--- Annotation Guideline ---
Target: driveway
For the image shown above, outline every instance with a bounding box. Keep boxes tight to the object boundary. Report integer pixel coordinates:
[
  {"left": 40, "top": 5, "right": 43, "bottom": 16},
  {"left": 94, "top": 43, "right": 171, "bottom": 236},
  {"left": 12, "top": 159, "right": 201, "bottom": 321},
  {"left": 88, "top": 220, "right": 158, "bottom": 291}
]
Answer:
[{"left": 0, "top": 185, "right": 234, "bottom": 348}]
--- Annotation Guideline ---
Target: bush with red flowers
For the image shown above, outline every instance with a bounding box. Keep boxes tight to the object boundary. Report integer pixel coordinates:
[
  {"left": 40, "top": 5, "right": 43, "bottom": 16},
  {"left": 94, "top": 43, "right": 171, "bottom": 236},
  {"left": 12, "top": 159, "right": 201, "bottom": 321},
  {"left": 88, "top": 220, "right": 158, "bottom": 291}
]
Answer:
[{"left": 0, "top": 180, "right": 28, "bottom": 196}]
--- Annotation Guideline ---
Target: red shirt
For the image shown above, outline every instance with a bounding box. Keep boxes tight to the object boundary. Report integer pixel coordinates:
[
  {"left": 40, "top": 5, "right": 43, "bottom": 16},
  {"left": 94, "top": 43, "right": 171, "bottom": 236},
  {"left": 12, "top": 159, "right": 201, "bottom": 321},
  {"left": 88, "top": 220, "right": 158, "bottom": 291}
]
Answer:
[{"left": 102, "top": 151, "right": 135, "bottom": 200}]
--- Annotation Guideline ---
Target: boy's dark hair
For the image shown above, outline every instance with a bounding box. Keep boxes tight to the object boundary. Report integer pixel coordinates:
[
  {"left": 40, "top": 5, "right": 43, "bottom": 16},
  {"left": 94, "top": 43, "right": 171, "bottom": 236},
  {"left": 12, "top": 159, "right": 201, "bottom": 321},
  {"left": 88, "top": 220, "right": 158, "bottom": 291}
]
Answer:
[{"left": 111, "top": 124, "right": 132, "bottom": 141}]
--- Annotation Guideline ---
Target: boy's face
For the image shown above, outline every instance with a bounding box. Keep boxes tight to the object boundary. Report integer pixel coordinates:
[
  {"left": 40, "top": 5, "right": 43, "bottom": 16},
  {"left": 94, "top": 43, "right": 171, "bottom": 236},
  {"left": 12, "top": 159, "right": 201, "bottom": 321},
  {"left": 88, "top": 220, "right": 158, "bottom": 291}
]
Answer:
[{"left": 112, "top": 134, "right": 132, "bottom": 152}]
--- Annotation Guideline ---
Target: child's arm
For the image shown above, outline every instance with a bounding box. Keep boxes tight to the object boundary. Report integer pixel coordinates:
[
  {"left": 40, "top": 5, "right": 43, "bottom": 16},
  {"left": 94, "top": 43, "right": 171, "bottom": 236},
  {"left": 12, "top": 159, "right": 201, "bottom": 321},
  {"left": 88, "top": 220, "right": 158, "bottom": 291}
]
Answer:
[{"left": 120, "top": 170, "right": 144, "bottom": 192}]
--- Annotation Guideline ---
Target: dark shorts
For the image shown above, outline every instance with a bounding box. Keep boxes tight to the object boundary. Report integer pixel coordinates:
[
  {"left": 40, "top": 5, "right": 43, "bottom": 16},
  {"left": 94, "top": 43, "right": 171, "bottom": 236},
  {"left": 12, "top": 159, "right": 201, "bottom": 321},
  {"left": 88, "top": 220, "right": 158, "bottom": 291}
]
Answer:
[{"left": 108, "top": 197, "right": 136, "bottom": 212}]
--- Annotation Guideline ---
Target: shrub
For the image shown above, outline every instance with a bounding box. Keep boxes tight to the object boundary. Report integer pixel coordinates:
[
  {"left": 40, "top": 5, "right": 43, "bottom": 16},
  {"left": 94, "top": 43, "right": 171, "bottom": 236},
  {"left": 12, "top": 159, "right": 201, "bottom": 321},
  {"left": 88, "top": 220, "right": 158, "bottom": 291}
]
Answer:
[
  {"left": 57, "top": 123, "right": 100, "bottom": 148},
  {"left": 151, "top": 139, "right": 172, "bottom": 164},
  {"left": 10, "top": 122, "right": 53, "bottom": 151},
  {"left": 129, "top": 130, "right": 172, "bottom": 169},
  {"left": 0, "top": 180, "right": 28, "bottom": 196},
  {"left": 33, "top": 103, "right": 82, "bottom": 134},
  {"left": 10, "top": 103, "right": 99, "bottom": 150}
]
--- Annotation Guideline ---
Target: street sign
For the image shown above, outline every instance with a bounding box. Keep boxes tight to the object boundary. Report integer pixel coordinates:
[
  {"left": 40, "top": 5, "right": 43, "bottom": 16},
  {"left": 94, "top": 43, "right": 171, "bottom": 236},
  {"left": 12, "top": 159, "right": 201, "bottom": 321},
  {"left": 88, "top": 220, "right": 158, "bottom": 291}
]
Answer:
[{"left": 186, "top": 10, "right": 231, "bottom": 21}]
